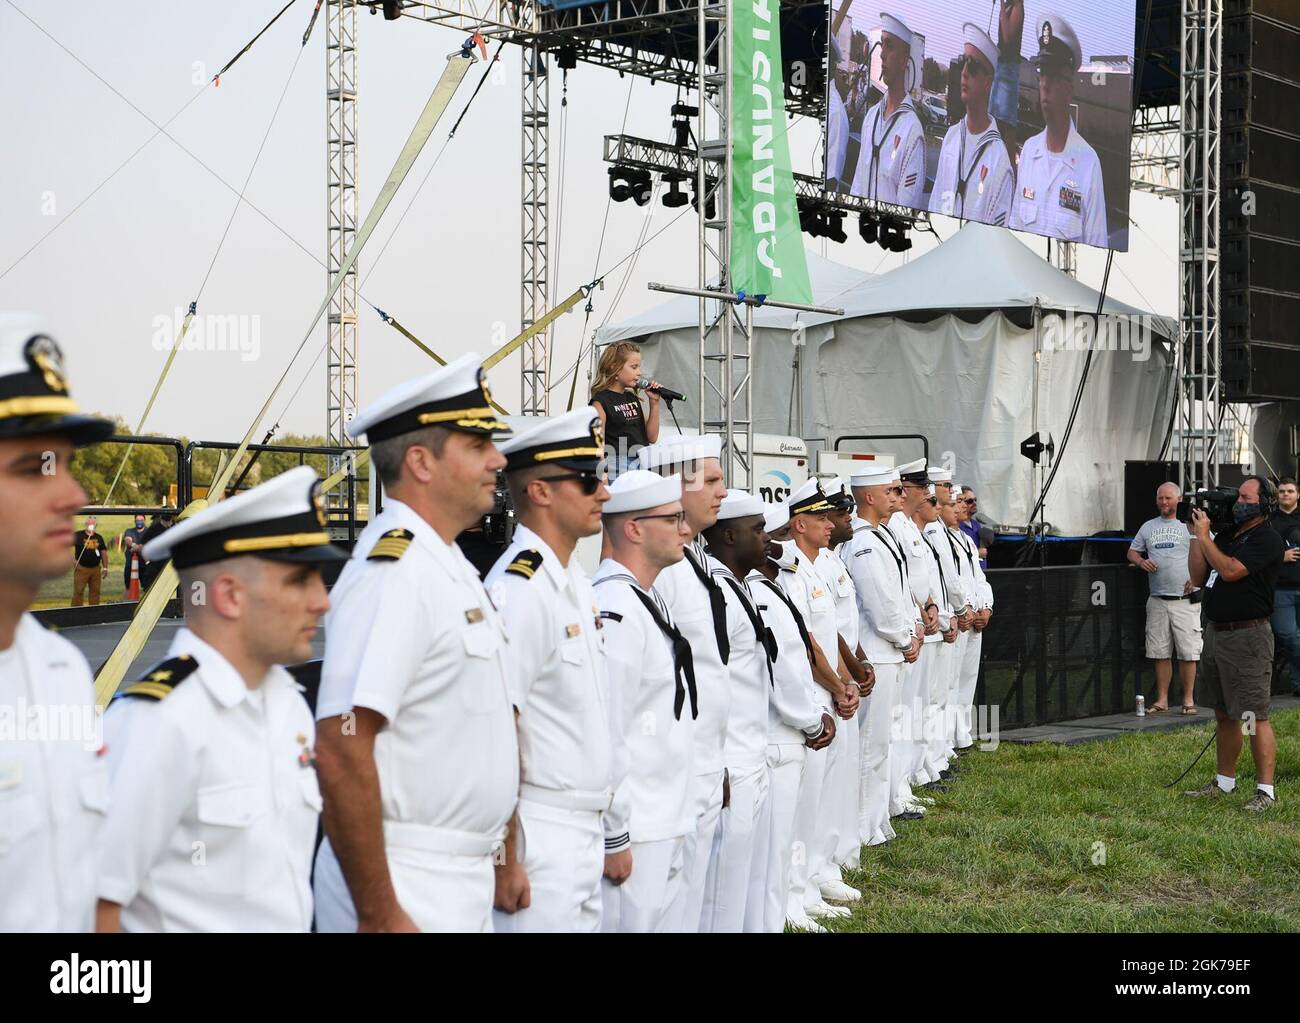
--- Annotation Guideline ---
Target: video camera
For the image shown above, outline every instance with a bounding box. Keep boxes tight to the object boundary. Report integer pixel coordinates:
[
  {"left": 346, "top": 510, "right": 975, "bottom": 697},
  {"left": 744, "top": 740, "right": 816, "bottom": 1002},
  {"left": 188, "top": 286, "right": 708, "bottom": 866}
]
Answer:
[{"left": 1176, "top": 486, "right": 1238, "bottom": 532}]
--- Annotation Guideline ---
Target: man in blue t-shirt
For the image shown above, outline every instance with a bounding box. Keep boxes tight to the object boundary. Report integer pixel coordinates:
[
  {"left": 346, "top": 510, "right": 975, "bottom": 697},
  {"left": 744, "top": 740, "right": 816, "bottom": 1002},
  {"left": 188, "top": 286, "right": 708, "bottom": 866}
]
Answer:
[{"left": 1128, "top": 483, "right": 1200, "bottom": 713}]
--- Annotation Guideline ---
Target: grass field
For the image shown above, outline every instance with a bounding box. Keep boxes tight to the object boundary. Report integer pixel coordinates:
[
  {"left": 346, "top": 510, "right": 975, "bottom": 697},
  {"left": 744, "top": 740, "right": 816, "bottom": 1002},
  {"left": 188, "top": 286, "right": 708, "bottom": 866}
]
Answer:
[
  {"left": 826, "top": 708, "right": 1300, "bottom": 932},
  {"left": 35, "top": 514, "right": 138, "bottom": 610}
]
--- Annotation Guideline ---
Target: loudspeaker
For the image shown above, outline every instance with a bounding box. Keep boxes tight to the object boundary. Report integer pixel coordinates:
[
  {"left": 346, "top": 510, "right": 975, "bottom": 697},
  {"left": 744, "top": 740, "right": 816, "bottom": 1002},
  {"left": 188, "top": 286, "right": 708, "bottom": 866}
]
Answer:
[
  {"left": 1124, "top": 461, "right": 1178, "bottom": 536},
  {"left": 1223, "top": 343, "right": 1300, "bottom": 402}
]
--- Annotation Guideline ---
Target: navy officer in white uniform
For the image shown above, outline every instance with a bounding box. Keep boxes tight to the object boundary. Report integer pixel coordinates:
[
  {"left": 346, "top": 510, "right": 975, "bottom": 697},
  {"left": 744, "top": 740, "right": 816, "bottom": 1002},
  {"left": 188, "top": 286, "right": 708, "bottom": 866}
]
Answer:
[
  {"left": 313, "top": 354, "right": 519, "bottom": 932},
  {"left": 485, "top": 409, "right": 613, "bottom": 932},
  {"left": 0, "top": 313, "right": 113, "bottom": 932},
  {"left": 96, "top": 466, "right": 343, "bottom": 932},
  {"left": 1010, "top": 13, "right": 1109, "bottom": 247}
]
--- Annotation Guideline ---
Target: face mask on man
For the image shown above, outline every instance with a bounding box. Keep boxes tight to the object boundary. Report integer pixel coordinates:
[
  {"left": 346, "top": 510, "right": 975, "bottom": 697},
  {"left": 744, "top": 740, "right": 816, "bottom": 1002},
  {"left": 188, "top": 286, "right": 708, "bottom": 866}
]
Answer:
[{"left": 1232, "top": 501, "right": 1262, "bottom": 525}]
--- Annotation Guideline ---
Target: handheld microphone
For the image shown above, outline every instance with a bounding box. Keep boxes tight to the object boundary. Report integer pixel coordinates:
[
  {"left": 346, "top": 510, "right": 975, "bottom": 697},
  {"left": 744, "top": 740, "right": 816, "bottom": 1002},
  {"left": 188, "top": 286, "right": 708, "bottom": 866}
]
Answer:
[{"left": 636, "top": 377, "right": 686, "bottom": 403}]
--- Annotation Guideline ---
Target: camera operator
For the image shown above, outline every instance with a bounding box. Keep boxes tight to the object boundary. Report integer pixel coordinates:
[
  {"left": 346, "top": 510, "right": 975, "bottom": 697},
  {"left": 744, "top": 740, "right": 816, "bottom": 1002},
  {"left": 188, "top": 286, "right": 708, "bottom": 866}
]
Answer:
[
  {"left": 1270, "top": 477, "right": 1299, "bottom": 696},
  {"left": 1184, "top": 477, "right": 1286, "bottom": 811}
]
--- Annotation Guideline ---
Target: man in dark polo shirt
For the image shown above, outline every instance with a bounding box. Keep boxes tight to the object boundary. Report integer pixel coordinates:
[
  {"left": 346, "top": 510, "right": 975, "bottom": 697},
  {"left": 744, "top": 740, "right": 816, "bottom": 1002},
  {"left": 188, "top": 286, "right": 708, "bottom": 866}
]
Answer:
[
  {"left": 1184, "top": 477, "right": 1285, "bottom": 811},
  {"left": 1270, "top": 477, "right": 1300, "bottom": 695}
]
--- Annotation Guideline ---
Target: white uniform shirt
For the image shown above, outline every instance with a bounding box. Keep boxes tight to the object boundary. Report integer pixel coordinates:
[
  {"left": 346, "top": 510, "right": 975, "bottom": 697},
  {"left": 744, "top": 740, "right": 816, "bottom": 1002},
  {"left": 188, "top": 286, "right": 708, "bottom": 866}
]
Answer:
[
  {"left": 653, "top": 539, "right": 731, "bottom": 779},
  {"left": 922, "top": 520, "right": 964, "bottom": 624},
  {"left": 817, "top": 546, "right": 860, "bottom": 652},
  {"left": 929, "top": 118, "right": 1015, "bottom": 227},
  {"left": 842, "top": 516, "right": 915, "bottom": 665},
  {"left": 951, "top": 526, "right": 994, "bottom": 610},
  {"left": 485, "top": 525, "right": 611, "bottom": 801},
  {"left": 708, "top": 558, "right": 771, "bottom": 772},
  {"left": 827, "top": 82, "right": 851, "bottom": 184},
  {"left": 851, "top": 95, "right": 926, "bottom": 208},
  {"left": 1010, "top": 122, "right": 1108, "bottom": 247},
  {"left": 0, "top": 615, "right": 107, "bottom": 932},
  {"left": 748, "top": 571, "right": 825, "bottom": 745},
  {"left": 893, "top": 512, "right": 943, "bottom": 646},
  {"left": 316, "top": 498, "right": 518, "bottom": 841},
  {"left": 775, "top": 541, "right": 838, "bottom": 709},
  {"left": 593, "top": 559, "right": 695, "bottom": 846},
  {"left": 98, "top": 629, "right": 318, "bottom": 932}
]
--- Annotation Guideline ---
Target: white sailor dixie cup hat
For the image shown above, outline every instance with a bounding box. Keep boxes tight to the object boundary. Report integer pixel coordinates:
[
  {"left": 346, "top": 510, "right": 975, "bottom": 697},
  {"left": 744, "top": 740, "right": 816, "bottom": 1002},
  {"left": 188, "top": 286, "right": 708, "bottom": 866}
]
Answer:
[
  {"left": 787, "top": 477, "right": 834, "bottom": 515},
  {"left": 962, "top": 22, "right": 1000, "bottom": 75},
  {"left": 0, "top": 313, "right": 113, "bottom": 446},
  {"left": 1033, "top": 12, "right": 1083, "bottom": 73},
  {"left": 715, "top": 489, "right": 765, "bottom": 521},
  {"left": 928, "top": 465, "right": 954, "bottom": 484},
  {"left": 878, "top": 12, "right": 914, "bottom": 47},
  {"left": 603, "top": 469, "right": 683, "bottom": 515},
  {"left": 346, "top": 352, "right": 510, "bottom": 444},
  {"left": 638, "top": 432, "right": 722, "bottom": 472},
  {"left": 849, "top": 464, "right": 898, "bottom": 487},
  {"left": 763, "top": 501, "right": 790, "bottom": 534},
  {"left": 497, "top": 408, "right": 605, "bottom": 474},
  {"left": 142, "top": 465, "right": 348, "bottom": 569}
]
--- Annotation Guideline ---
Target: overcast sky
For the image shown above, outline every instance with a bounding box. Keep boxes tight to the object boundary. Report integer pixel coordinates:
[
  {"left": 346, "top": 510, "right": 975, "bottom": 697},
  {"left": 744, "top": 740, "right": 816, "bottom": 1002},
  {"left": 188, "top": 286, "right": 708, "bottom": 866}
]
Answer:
[{"left": 0, "top": 0, "right": 1177, "bottom": 443}]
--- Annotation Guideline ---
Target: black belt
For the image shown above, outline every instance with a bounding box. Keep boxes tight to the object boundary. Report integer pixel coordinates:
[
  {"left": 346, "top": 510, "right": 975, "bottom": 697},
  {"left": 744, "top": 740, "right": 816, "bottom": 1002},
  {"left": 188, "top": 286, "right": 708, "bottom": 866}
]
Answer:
[
  {"left": 627, "top": 586, "right": 699, "bottom": 720},
  {"left": 684, "top": 547, "right": 731, "bottom": 664},
  {"left": 1153, "top": 594, "right": 1191, "bottom": 601}
]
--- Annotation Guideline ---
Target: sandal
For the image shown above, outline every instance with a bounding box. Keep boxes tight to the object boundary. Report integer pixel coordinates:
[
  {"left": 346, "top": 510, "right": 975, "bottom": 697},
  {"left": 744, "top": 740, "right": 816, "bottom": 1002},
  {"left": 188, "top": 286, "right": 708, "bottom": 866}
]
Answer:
[
  {"left": 1181, "top": 705, "right": 1199, "bottom": 715},
  {"left": 1147, "top": 704, "right": 1169, "bottom": 714}
]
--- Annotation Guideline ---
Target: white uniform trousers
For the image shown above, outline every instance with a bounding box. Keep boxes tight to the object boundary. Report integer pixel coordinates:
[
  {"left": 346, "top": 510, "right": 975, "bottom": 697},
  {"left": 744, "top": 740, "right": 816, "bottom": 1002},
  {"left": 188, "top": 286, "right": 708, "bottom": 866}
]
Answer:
[
  {"left": 785, "top": 740, "right": 827, "bottom": 917},
  {"left": 948, "top": 632, "right": 969, "bottom": 747},
  {"left": 912, "top": 644, "right": 945, "bottom": 785},
  {"left": 493, "top": 800, "right": 604, "bottom": 933},
  {"left": 762, "top": 743, "right": 807, "bottom": 932},
  {"left": 859, "top": 663, "right": 899, "bottom": 845},
  {"left": 832, "top": 707, "right": 862, "bottom": 869},
  {"left": 955, "top": 630, "right": 984, "bottom": 748},
  {"left": 889, "top": 659, "right": 922, "bottom": 815},
  {"left": 700, "top": 762, "right": 772, "bottom": 932},
  {"left": 678, "top": 769, "right": 724, "bottom": 931},
  {"left": 805, "top": 717, "right": 848, "bottom": 901},
  {"left": 925, "top": 641, "right": 956, "bottom": 774},
  {"left": 314, "top": 835, "right": 496, "bottom": 933},
  {"left": 602, "top": 834, "right": 688, "bottom": 932}
]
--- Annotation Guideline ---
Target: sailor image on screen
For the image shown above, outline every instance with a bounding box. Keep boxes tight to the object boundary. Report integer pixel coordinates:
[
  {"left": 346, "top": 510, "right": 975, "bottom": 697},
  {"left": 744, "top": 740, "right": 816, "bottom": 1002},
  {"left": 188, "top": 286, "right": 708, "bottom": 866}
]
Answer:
[
  {"left": 1009, "top": 12, "right": 1109, "bottom": 247},
  {"left": 825, "top": 16, "right": 854, "bottom": 189},
  {"left": 849, "top": 12, "right": 926, "bottom": 208},
  {"left": 928, "top": 22, "right": 1015, "bottom": 227}
]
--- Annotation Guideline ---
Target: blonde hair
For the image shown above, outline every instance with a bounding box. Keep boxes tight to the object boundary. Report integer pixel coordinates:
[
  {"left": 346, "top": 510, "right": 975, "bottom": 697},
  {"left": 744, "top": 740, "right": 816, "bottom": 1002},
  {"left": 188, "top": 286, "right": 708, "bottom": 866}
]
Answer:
[{"left": 591, "top": 341, "right": 642, "bottom": 397}]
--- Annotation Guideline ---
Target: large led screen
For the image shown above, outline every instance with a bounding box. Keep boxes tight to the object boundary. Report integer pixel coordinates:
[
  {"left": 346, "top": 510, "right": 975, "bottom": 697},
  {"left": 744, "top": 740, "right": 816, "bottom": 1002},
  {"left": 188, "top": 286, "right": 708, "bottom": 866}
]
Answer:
[{"left": 824, "top": 1, "right": 1136, "bottom": 250}]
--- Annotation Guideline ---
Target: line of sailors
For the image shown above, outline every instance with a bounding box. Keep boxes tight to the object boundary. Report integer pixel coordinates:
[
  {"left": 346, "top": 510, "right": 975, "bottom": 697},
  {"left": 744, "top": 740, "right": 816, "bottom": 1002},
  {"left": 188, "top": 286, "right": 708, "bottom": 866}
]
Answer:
[
  {"left": 1, "top": 318, "right": 992, "bottom": 932},
  {"left": 830, "top": 10, "right": 1107, "bottom": 247}
]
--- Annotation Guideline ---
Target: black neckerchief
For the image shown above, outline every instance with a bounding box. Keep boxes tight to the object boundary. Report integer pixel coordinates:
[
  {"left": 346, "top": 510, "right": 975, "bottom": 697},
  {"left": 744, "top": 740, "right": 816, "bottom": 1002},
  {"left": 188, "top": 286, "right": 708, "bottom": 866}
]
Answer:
[
  {"left": 719, "top": 574, "right": 776, "bottom": 686},
  {"left": 758, "top": 576, "right": 814, "bottom": 663},
  {"left": 953, "top": 122, "right": 1001, "bottom": 217},
  {"left": 922, "top": 531, "right": 949, "bottom": 606},
  {"left": 943, "top": 526, "right": 965, "bottom": 574},
  {"left": 866, "top": 99, "right": 915, "bottom": 199},
  {"left": 869, "top": 521, "right": 906, "bottom": 589},
  {"left": 683, "top": 545, "right": 731, "bottom": 664},
  {"left": 595, "top": 573, "right": 698, "bottom": 720}
]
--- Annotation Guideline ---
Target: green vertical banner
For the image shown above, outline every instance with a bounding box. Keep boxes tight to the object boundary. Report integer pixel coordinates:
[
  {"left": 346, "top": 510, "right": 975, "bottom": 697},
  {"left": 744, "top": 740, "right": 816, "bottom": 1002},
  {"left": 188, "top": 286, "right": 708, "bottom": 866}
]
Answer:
[{"left": 731, "top": 0, "right": 812, "bottom": 304}]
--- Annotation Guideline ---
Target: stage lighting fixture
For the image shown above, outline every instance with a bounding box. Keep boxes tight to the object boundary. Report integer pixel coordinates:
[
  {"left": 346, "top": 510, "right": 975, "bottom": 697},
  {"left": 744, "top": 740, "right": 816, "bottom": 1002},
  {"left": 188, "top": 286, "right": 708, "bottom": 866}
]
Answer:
[
  {"left": 858, "top": 211, "right": 878, "bottom": 245},
  {"left": 556, "top": 45, "right": 577, "bottom": 71},
  {"left": 824, "top": 210, "right": 847, "bottom": 244},
  {"left": 662, "top": 174, "right": 689, "bottom": 208},
  {"left": 631, "top": 169, "right": 654, "bottom": 207},
  {"left": 382, "top": 0, "right": 401, "bottom": 20},
  {"left": 691, "top": 177, "right": 718, "bottom": 221},
  {"left": 797, "top": 197, "right": 822, "bottom": 238},
  {"left": 608, "top": 166, "right": 634, "bottom": 203},
  {"left": 670, "top": 103, "right": 697, "bottom": 149}
]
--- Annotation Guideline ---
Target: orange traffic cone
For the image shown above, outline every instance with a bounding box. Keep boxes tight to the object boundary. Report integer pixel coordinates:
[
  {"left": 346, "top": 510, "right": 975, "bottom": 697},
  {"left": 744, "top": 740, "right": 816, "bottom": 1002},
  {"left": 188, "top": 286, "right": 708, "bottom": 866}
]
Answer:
[{"left": 128, "top": 553, "right": 140, "bottom": 601}]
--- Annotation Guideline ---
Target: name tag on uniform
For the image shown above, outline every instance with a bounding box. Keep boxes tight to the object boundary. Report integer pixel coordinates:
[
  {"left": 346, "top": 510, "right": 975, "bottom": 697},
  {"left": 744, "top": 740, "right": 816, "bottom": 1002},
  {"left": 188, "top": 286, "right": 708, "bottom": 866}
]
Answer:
[
  {"left": 465, "top": 608, "right": 485, "bottom": 624},
  {"left": 565, "top": 623, "right": 581, "bottom": 638},
  {"left": 1058, "top": 185, "right": 1082, "bottom": 213},
  {"left": 1022, "top": 186, "right": 1035, "bottom": 200},
  {"left": 812, "top": 588, "right": 825, "bottom": 599}
]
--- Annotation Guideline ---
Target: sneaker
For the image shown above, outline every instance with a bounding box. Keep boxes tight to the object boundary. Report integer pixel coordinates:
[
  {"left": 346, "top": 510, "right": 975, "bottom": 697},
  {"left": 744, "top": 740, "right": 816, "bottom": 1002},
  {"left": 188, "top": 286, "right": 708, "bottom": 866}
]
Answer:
[
  {"left": 786, "top": 913, "right": 827, "bottom": 933},
  {"left": 1242, "top": 790, "right": 1276, "bottom": 813},
  {"left": 1182, "top": 780, "right": 1230, "bottom": 798},
  {"left": 806, "top": 900, "right": 851, "bottom": 920},
  {"left": 818, "top": 878, "right": 862, "bottom": 902}
]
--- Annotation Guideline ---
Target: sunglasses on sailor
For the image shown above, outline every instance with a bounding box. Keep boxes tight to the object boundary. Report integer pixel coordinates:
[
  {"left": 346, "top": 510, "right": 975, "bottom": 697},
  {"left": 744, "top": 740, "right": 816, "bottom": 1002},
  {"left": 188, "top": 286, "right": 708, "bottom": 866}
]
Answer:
[
  {"left": 538, "top": 472, "right": 605, "bottom": 496},
  {"left": 957, "top": 53, "right": 992, "bottom": 77}
]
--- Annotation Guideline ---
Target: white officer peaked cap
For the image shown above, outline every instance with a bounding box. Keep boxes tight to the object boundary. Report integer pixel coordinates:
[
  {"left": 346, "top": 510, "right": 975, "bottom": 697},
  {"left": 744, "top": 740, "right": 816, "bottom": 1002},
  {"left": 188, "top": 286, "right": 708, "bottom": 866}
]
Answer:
[
  {"left": 603, "top": 470, "right": 682, "bottom": 515},
  {"left": 0, "top": 312, "right": 113, "bottom": 446},
  {"left": 763, "top": 502, "right": 790, "bottom": 534},
  {"left": 1033, "top": 11, "right": 1082, "bottom": 72},
  {"left": 787, "top": 477, "right": 833, "bottom": 515},
  {"left": 850, "top": 465, "right": 898, "bottom": 488},
  {"left": 716, "top": 489, "right": 765, "bottom": 521},
  {"left": 497, "top": 408, "right": 604, "bottom": 472},
  {"left": 878, "top": 12, "right": 914, "bottom": 47},
  {"left": 928, "top": 466, "right": 953, "bottom": 483},
  {"left": 347, "top": 352, "right": 509, "bottom": 443},
  {"left": 143, "top": 465, "right": 347, "bottom": 569},
  {"left": 638, "top": 432, "right": 722, "bottom": 471},
  {"left": 962, "top": 22, "right": 999, "bottom": 74}
]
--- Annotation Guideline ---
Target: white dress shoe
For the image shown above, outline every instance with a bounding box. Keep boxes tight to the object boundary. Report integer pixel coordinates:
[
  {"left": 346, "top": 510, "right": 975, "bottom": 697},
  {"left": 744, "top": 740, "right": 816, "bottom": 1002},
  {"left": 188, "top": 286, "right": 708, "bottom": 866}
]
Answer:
[
  {"left": 787, "top": 913, "right": 827, "bottom": 933},
  {"left": 806, "top": 900, "right": 852, "bottom": 920},
  {"left": 819, "top": 878, "right": 862, "bottom": 902}
]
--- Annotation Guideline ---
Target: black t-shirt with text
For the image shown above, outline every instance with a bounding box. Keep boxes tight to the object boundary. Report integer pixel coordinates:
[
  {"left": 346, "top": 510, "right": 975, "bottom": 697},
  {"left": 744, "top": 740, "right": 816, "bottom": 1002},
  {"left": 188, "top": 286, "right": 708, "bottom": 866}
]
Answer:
[
  {"left": 1203, "top": 520, "right": 1285, "bottom": 623},
  {"left": 591, "top": 388, "right": 649, "bottom": 460},
  {"left": 73, "top": 532, "right": 106, "bottom": 568}
]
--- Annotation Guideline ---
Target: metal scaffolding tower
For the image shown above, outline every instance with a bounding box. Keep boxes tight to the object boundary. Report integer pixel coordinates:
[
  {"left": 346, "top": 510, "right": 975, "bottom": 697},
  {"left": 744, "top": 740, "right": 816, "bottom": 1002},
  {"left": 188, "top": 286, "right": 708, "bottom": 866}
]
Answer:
[
  {"left": 1178, "top": 0, "right": 1222, "bottom": 491},
  {"left": 521, "top": 40, "right": 551, "bottom": 415},
  {"left": 325, "top": 0, "right": 360, "bottom": 480}
]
